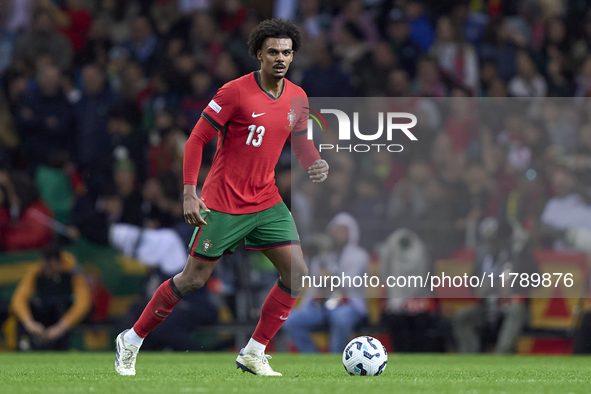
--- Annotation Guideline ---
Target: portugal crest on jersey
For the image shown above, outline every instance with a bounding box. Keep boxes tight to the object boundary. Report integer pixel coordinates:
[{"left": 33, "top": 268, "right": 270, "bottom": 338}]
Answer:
[
  {"left": 203, "top": 239, "right": 213, "bottom": 252},
  {"left": 288, "top": 109, "right": 296, "bottom": 129}
]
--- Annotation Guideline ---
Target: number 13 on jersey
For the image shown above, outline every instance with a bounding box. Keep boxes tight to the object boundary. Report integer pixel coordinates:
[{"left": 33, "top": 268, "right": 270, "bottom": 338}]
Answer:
[{"left": 246, "top": 125, "right": 265, "bottom": 147}]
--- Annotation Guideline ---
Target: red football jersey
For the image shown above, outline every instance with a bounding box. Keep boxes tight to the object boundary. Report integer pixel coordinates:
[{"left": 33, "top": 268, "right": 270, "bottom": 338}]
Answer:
[{"left": 184, "top": 71, "right": 320, "bottom": 214}]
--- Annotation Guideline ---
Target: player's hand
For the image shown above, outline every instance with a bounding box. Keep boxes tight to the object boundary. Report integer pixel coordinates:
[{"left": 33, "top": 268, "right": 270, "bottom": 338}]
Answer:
[
  {"left": 308, "top": 159, "right": 329, "bottom": 183},
  {"left": 24, "top": 320, "right": 45, "bottom": 337},
  {"left": 183, "top": 194, "right": 209, "bottom": 227}
]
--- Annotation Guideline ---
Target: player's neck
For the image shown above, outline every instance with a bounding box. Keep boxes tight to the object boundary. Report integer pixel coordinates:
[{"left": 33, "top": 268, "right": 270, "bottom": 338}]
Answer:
[{"left": 258, "top": 70, "right": 284, "bottom": 99}]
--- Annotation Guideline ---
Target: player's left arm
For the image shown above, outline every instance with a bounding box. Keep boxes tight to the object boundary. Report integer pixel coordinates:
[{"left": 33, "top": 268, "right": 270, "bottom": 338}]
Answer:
[
  {"left": 290, "top": 95, "right": 328, "bottom": 182},
  {"left": 289, "top": 134, "right": 329, "bottom": 182}
]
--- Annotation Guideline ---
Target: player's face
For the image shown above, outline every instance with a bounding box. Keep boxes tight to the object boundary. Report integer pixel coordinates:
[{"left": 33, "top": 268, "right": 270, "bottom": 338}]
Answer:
[{"left": 257, "top": 38, "right": 294, "bottom": 79}]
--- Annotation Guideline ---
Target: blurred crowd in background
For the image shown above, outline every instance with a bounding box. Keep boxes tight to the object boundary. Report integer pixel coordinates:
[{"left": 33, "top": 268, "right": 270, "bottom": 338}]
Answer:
[{"left": 2, "top": 0, "right": 591, "bottom": 353}]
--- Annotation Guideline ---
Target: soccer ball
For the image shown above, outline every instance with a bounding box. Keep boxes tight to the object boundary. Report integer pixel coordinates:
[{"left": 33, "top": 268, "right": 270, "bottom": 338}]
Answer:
[{"left": 342, "top": 336, "right": 387, "bottom": 376}]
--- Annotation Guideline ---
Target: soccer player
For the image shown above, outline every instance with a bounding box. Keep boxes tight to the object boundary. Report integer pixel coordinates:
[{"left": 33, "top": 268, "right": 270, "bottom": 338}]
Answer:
[{"left": 115, "top": 19, "right": 328, "bottom": 376}]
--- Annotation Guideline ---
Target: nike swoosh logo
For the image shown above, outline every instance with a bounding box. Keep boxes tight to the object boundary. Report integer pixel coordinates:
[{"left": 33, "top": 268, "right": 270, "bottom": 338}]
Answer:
[
  {"left": 279, "top": 315, "right": 288, "bottom": 321},
  {"left": 252, "top": 112, "right": 265, "bottom": 118}
]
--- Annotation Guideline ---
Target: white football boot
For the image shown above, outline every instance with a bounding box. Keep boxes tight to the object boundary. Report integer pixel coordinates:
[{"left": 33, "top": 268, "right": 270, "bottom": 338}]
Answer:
[
  {"left": 236, "top": 348, "right": 282, "bottom": 376},
  {"left": 115, "top": 329, "right": 139, "bottom": 376}
]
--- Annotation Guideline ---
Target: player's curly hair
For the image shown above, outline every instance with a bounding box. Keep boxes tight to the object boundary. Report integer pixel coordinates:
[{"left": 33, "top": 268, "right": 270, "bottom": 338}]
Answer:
[{"left": 247, "top": 19, "right": 301, "bottom": 58}]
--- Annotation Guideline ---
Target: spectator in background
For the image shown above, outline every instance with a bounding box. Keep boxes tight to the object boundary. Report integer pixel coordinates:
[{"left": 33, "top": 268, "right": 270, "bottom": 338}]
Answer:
[
  {"left": 575, "top": 56, "right": 591, "bottom": 99},
  {"left": 34, "top": 151, "right": 74, "bottom": 225},
  {"left": 301, "top": 40, "right": 352, "bottom": 97},
  {"left": 419, "top": 178, "right": 463, "bottom": 259},
  {"left": 225, "top": 13, "right": 261, "bottom": 75},
  {"left": 1, "top": 170, "right": 53, "bottom": 252},
  {"left": 189, "top": 12, "right": 224, "bottom": 71},
  {"left": 545, "top": 56, "right": 574, "bottom": 97},
  {"left": 349, "top": 175, "right": 388, "bottom": 251},
  {"left": 108, "top": 103, "right": 147, "bottom": 181},
  {"left": 453, "top": 220, "right": 537, "bottom": 354},
  {"left": 430, "top": 16, "right": 479, "bottom": 94},
  {"left": 380, "top": 228, "right": 445, "bottom": 352},
  {"left": 479, "top": 18, "right": 525, "bottom": 82},
  {"left": 479, "top": 59, "right": 499, "bottom": 96},
  {"left": 387, "top": 68, "right": 411, "bottom": 97},
  {"left": 455, "top": 161, "right": 494, "bottom": 248},
  {"left": 113, "top": 159, "right": 143, "bottom": 227},
  {"left": 0, "top": 28, "right": 16, "bottom": 73},
  {"left": 405, "top": 0, "right": 435, "bottom": 51},
  {"left": 179, "top": 66, "right": 215, "bottom": 128},
  {"left": 333, "top": 21, "right": 371, "bottom": 75},
  {"left": 0, "top": 168, "right": 20, "bottom": 248},
  {"left": 411, "top": 56, "right": 446, "bottom": 97},
  {"left": 541, "top": 100, "right": 578, "bottom": 154},
  {"left": 496, "top": 169, "right": 547, "bottom": 236},
  {"left": 283, "top": 213, "right": 369, "bottom": 353},
  {"left": 138, "top": 69, "right": 180, "bottom": 132},
  {"left": 148, "top": 109, "right": 187, "bottom": 179},
  {"left": 386, "top": 9, "right": 422, "bottom": 79},
  {"left": 73, "top": 63, "right": 119, "bottom": 194},
  {"left": 444, "top": 90, "right": 478, "bottom": 152},
  {"left": 387, "top": 160, "right": 431, "bottom": 231},
  {"left": 220, "top": 0, "right": 248, "bottom": 34},
  {"left": 141, "top": 175, "right": 183, "bottom": 230},
  {"left": 169, "top": 51, "right": 197, "bottom": 96},
  {"left": 353, "top": 41, "right": 397, "bottom": 96},
  {"left": 123, "top": 16, "right": 160, "bottom": 75},
  {"left": 212, "top": 52, "right": 239, "bottom": 85},
  {"left": 0, "top": 90, "right": 19, "bottom": 165},
  {"left": 119, "top": 61, "right": 147, "bottom": 103},
  {"left": 540, "top": 166, "right": 591, "bottom": 250},
  {"left": 14, "top": 8, "right": 72, "bottom": 71},
  {"left": 0, "top": 0, "right": 34, "bottom": 33},
  {"left": 10, "top": 242, "right": 91, "bottom": 350},
  {"left": 508, "top": 51, "right": 547, "bottom": 97},
  {"left": 16, "top": 65, "right": 73, "bottom": 167},
  {"left": 298, "top": 0, "right": 325, "bottom": 39},
  {"left": 45, "top": 0, "right": 93, "bottom": 54},
  {"left": 330, "top": 0, "right": 378, "bottom": 45},
  {"left": 450, "top": 2, "right": 488, "bottom": 46}
]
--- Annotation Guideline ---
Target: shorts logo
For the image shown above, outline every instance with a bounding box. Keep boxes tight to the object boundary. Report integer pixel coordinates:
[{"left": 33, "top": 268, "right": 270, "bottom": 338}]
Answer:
[
  {"left": 203, "top": 239, "right": 213, "bottom": 252},
  {"left": 208, "top": 100, "right": 221, "bottom": 113}
]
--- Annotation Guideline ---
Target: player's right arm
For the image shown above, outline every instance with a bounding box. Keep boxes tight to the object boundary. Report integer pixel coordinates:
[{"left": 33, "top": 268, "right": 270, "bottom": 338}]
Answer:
[
  {"left": 183, "top": 82, "right": 239, "bottom": 226},
  {"left": 183, "top": 116, "right": 216, "bottom": 226}
]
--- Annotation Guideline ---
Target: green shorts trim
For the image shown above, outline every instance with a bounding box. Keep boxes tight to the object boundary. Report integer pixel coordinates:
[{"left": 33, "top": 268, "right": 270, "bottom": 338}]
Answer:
[{"left": 187, "top": 201, "right": 300, "bottom": 261}]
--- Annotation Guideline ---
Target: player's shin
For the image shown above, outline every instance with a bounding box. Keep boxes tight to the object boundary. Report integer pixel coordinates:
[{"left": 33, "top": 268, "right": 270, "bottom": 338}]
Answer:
[
  {"left": 246, "top": 280, "right": 298, "bottom": 356},
  {"left": 129, "top": 278, "right": 183, "bottom": 345}
]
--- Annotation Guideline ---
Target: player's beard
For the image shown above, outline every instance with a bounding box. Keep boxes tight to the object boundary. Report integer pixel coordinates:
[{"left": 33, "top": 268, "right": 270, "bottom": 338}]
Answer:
[{"left": 272, "top": 64, "right": 287, "bottom": 79}]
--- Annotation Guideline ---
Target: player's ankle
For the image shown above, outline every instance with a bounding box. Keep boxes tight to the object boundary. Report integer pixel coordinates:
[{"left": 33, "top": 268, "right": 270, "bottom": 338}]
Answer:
[
  {"left": 244, "top": 338, "right": 266, "bottom": 357},
  {"left": 124, "top": 328, "right": 144, "bottom": 348}
]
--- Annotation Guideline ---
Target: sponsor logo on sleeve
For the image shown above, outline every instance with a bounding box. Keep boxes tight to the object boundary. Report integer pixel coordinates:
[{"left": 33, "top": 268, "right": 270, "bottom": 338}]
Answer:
[{"left": 208, "top": 100, "right": 222, "bottom": 113}]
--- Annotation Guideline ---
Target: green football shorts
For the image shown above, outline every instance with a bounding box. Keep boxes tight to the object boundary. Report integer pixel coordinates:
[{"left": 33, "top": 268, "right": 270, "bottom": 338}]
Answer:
[{"left": 187, "top": 201, "right": 300, "bottom": 261}]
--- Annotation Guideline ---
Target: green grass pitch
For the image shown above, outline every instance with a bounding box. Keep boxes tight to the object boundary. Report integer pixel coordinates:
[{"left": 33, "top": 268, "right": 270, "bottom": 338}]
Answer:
[{"left": 1, "top": 352, "right": 590, "bottom": 393}]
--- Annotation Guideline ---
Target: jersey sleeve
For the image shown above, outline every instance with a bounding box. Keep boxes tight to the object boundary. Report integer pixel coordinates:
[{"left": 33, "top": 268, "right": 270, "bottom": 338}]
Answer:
[
  {"left": 291, "top": 95, "right": 309, "bottom": 137},
  {"left": 183, "top": 117, "right": 218, "bottom": 186},
  {"left": 290, "top": 94, "right": 321, "bottom": 169},
  {"left": 201, "top": 82, "right": 240, "bottom": 131}
]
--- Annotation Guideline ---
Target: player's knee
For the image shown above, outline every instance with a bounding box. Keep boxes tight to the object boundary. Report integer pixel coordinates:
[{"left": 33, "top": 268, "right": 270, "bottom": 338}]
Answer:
[
  {"left": 291, "top": 262, "right": 308, "bottom": 281},
  {"left": 296, "top": 263, "right": 309, "bottom": 279},
  {"left": 185, "top": 277, "right": 207, "bottom": 294}
]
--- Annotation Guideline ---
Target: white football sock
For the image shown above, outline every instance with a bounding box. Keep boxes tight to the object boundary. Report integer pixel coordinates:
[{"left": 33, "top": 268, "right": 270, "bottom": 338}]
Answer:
[
  {"left": 244, "top": 338, "right": 266, "bottom": 357},
  {"left": 123, "top": 328, "right": 144, "bottom": 348}
]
